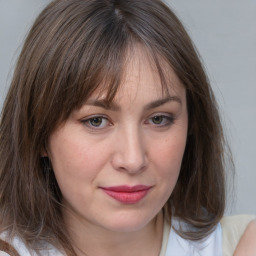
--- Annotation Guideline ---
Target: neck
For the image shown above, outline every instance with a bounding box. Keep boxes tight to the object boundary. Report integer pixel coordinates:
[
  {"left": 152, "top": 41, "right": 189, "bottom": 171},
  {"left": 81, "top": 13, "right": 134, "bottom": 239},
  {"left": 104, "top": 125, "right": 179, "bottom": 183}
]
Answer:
[{"left": 65, "top": 211, "right": 164, "bottom": 256}]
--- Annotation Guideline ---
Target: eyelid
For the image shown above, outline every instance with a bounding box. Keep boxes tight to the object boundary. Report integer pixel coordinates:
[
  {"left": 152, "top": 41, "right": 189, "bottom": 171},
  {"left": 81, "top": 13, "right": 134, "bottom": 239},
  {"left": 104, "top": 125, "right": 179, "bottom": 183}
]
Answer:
[{"left": 147, "top": 112, "right": 175, "bottom": 119}]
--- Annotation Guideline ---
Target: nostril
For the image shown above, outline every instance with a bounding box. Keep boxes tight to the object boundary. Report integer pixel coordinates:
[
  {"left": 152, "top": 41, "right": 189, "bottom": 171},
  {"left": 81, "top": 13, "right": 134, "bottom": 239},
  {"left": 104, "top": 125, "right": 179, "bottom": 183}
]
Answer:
[
  {"left": 111, "top": 147, "right": 147, "bottom": 174},
  {"left": 111, "top": 129, "right": 147, "bottom": 173}
]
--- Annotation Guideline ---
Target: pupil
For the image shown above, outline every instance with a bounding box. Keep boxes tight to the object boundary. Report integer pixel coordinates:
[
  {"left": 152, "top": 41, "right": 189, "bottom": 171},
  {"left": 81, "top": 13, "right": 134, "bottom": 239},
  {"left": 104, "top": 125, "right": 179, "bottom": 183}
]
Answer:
[
  {"left": 153, "top": 116, "right": 162, "bottom": 124},
  {"left": 91, "top": 117, "right": 102, "bottom": 126}
]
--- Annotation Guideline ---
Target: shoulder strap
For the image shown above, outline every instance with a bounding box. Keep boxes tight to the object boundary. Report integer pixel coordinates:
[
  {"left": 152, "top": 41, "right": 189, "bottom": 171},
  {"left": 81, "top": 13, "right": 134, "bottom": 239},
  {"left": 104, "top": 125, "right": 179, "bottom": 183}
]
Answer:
[
  {"left": 0, "top": 239, "right": 20, "bottom": 256},
  {"left": 221, "top": 215, "right": 256, "bottom": 256},
  {"left": 159, "top": 218, "right": 170, "bottom": 256}
]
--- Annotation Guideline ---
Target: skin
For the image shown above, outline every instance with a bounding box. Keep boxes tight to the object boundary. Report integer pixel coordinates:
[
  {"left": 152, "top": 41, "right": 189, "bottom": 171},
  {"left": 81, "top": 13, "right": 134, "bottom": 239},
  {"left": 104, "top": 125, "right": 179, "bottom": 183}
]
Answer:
[
  {"left": 234, "top": 220, "right": 256, "bottom": 256},
  {"left": 47, "top": 47, "right": 188, "bottom": 256}
]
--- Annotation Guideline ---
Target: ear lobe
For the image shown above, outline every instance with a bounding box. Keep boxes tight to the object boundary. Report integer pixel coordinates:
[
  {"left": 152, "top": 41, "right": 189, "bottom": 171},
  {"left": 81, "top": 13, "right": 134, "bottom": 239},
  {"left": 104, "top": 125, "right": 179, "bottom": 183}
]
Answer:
[
  {"left": 41, "top": 146, "right": 48, "bottom": 157},
  {"left": 41, "top": 151, "right": 48, "bottom": 157}
]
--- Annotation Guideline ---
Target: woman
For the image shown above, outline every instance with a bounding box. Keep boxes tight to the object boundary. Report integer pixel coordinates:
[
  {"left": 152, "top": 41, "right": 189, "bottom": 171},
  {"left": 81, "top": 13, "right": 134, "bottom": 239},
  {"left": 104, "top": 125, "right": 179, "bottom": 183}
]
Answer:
[{"left": 0, "top": 0, "right": 254, "bottom": 255}]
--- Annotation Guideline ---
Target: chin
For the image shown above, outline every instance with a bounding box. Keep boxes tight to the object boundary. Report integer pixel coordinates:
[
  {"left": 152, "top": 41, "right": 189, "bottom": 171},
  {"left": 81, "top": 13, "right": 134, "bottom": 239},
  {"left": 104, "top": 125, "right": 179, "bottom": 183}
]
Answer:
[{"left": 101, "top": 212, "right": 157, "bottom": 233}]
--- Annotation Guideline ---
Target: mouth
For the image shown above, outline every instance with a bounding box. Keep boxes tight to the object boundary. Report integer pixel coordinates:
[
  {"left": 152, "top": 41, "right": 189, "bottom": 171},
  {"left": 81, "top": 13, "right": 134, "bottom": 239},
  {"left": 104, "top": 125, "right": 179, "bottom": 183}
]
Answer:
[{"left": 100, "top": 185, "right": 152, "bottom": 204}]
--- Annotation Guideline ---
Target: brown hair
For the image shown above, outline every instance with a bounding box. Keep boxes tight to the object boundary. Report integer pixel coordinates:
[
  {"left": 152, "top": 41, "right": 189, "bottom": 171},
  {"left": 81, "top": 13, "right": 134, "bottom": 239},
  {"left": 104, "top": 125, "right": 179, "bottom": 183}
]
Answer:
[{"left": 0, "top": 0, "right": 231, "bottom": 254}]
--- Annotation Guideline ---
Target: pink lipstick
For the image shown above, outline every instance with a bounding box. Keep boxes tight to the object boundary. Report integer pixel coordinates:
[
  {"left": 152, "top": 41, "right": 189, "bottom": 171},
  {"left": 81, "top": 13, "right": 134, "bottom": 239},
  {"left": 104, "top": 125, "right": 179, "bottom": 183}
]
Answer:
[{"left": 100, "top": 185, "right": 152, "bottom": 204}]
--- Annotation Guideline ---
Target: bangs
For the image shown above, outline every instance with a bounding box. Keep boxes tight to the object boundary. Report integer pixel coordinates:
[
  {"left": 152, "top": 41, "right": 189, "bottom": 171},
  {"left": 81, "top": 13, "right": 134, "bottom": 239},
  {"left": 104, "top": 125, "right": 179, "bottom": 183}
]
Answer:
[
  {"left": 51, "top": 8, "right": 131, "bottom": 121},
  {"left": 55, "top": 34, "right": 173, "bottom": 124},
  {"left": 41, "top": 1, "right": 176, "bottom": 125},
  {"left": 65, "top": 43, "right": 173, "bottom": 114}
]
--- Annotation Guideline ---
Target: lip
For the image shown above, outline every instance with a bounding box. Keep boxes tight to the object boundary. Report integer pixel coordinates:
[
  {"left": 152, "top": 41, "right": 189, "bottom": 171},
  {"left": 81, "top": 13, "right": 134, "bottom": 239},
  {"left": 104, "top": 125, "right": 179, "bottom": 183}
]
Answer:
[{"left": 100, "top": 185, "right": 152, "bottom": 204}]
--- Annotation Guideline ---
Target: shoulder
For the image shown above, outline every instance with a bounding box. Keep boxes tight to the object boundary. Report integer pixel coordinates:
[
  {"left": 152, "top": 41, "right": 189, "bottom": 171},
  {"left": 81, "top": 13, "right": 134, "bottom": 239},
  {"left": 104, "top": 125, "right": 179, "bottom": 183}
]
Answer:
[
  {"left": 0, "top": 232, "right": 64, "bottom": 256},
  {"left": 233, "top": 219, "right": 256, "bottom": 256},
  {"left": 0, "top": 237, "right": 19, "bottom": 256},
  {"left": 0, "top": 232, "right": 29, "bottom": 256},
  {"left": 221, "top": 214, "right": 256, "bottom": 256},
  {"left": 161, "top": 218, "right": 222, "bottom": 256}
]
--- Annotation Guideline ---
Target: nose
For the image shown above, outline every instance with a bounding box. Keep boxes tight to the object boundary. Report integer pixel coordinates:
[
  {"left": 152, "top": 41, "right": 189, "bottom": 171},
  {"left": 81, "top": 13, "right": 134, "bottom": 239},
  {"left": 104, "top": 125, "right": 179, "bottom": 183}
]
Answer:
[{"left": 111, "top": 127, "right": 147, "bottom": 174}]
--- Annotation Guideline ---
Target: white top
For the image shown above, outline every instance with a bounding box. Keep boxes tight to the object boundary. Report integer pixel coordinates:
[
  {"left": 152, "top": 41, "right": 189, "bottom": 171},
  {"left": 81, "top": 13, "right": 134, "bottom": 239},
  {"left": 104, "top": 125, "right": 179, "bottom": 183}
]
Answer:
[
  {"left": 0, "top": 232, "right": 63, "bottom": 256},
  {"left": 159, "top": 218, "right": 222, "bottom": 256},
  {"left": 0, "top": 219, "right": 222, "bottom": 256},
  {"left": 2, "top": 215, "right": 254, "bottom": 256},
  {"left": 0, "top": 252, "right": 10, "bottom": 256}
]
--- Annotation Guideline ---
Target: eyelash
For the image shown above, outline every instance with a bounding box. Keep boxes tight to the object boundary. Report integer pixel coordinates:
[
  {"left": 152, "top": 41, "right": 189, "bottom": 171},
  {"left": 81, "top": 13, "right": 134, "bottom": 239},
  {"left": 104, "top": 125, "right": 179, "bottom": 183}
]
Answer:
[{"left": 81, "top": 114, "right": 175, "bottom": 130}]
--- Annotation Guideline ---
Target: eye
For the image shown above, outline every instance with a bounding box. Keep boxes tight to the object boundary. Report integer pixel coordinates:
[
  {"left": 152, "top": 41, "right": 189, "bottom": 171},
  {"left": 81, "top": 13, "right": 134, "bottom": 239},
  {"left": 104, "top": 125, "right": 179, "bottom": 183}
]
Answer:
[
  {"left": 81, "top": 116, "right": 110, "bottom": 129},
  {"left": 89, "top": 117, "right": 105, "bottom": 127},
  {"left": 147, "top": 114, "right": 174, "bottom": 127},
  {"left": 151, "top": 116, "right": 164, "bottom": 124}
]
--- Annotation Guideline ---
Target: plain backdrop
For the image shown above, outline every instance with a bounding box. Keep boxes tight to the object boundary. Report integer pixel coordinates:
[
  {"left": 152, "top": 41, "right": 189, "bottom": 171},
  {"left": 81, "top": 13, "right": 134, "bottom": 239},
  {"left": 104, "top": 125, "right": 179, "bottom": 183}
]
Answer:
[{"left": 0, "top": 0, "right": 255, "bottom": 215}]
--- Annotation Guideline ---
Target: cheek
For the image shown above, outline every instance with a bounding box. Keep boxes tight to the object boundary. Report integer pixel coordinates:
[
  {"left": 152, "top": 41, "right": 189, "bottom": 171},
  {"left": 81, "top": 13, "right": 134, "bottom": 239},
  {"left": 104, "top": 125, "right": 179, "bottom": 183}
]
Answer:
[
  {"left": 153, "top": 135, "right": 186, "bottom": 169},
  {"left": 150, "top": 132, "right": 187, "bottom": 191},
  {"left": 48, "top": 140, "right": 102, "bottom": 207},
  {"left": 49, "top": 134, "right": 112, "bottom": 188}
]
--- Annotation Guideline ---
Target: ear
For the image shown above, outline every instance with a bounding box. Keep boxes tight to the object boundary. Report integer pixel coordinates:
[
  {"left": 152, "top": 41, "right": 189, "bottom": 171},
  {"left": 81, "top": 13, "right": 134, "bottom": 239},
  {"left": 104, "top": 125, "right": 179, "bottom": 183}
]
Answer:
[
  {"left": 41, "top": 145, "right": 48, "bottom": 157},
  {"left": 41, "top": 151, "right": 48, "bottom": 157}
]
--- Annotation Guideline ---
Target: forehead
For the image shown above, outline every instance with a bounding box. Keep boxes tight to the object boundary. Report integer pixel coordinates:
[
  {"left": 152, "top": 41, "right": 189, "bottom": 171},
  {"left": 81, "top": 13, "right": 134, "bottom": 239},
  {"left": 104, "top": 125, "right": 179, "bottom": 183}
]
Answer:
[{"left": 91, "top": 45, "right": 185, "bottom": 102}]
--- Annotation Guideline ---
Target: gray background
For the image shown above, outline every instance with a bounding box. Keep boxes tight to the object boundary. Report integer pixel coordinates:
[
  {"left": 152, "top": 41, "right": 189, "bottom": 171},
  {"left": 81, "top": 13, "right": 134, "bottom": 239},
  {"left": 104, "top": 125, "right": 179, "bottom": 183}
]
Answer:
[{"left": 0, "top": 0, "right": 255, "bottom": 215}]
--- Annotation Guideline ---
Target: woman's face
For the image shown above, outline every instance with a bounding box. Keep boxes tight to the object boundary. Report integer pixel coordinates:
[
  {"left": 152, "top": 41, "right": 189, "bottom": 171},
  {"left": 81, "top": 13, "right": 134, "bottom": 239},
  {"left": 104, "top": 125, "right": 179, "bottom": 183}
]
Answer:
[{"left": 48, "top": 48, "right": 188, "bottom": 233}]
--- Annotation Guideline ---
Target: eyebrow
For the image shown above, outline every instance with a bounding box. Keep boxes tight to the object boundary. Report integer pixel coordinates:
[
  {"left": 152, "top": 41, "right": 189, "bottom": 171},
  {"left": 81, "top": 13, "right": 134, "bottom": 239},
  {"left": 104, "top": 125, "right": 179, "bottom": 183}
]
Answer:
[
  {"left": 85, "top": 99, "right": 120, "bottom": 111},
  {"left": 85, "top": 96, "right": 182, "bottom": 111},
  {"left": 144, "top": 96, "right": 182, "bottom": 111}
]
